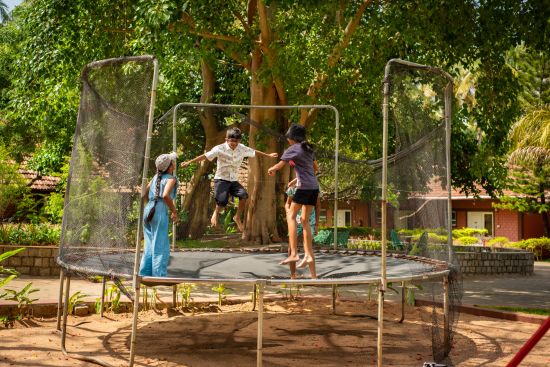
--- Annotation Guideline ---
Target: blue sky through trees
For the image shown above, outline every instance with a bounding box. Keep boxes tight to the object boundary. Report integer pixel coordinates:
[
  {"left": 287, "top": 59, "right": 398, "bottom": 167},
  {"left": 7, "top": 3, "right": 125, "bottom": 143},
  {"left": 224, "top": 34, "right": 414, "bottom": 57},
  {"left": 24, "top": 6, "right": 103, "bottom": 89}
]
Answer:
[{"left": 4, "top": 0, "right": 21, "bottom": 12}]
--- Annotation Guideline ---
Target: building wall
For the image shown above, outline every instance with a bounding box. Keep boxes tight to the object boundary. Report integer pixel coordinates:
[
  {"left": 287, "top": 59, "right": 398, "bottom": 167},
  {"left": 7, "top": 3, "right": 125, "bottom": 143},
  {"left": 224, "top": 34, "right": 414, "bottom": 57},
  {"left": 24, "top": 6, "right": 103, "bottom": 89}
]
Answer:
[
  {"left": 495, "top": 210, "right": 520, "bottom": 242},
  {"left": 321, "top": 197, "right": 545, "bottom": 241},
  {"left": 522, "top": 212, "right": 549, "bottom": 239}
]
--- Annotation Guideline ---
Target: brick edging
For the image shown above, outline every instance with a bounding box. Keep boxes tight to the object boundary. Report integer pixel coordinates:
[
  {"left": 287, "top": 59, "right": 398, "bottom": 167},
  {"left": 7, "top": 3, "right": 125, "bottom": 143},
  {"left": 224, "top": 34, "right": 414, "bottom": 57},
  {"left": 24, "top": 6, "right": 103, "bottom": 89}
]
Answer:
[{"left": 415, "top": 299, "right": 546, "bottom": 325}]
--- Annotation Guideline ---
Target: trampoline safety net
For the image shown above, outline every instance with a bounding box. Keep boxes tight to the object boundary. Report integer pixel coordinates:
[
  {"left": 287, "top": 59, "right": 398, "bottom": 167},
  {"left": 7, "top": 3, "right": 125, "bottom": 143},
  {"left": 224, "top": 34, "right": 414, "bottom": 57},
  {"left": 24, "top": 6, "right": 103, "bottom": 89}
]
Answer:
[
  {"left": 57, "top": 56, "right": 156, "bottom": 278},
  {"left": 382, "top": 60, "right": 463, "bottom": 365}
]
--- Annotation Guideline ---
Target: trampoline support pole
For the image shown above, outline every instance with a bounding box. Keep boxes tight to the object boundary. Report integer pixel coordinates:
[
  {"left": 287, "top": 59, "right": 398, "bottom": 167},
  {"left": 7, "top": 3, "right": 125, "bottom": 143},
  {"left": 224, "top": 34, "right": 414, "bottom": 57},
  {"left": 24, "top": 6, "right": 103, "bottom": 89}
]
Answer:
[
  {"left": 60, "top": 275, "right": 71, "bottom": 352},
  {"left": 252, "top": 284, "right": 257, "bottom": 311},
  {"left": 257, "top": 281, "right": 265, "bottom": 367},
  {"left": 332, "top": 285, "right": 337, "bottom": 314},
  {"left": 100, "top": 277, "right": 106, "bottom": 318},
  {"left": 443, "top": 276, "right": 450, "bottom": 352},
  {"left": 399, "top": 281, "right": 405, "bottom": 323},
  {"left": 129, "top": 281, "right": 141, "bottom": 367},
  {"left": 56, "top": 270, "right": 65, "bottom": 331}
]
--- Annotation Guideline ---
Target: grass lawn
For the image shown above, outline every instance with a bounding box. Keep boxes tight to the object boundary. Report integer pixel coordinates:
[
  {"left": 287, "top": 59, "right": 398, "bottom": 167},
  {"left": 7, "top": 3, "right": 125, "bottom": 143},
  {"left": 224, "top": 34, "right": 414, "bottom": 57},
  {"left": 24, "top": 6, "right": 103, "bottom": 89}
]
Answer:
[
  {"left": 474, "top": 305, "right": 550, "bottom": 316},
  {"left": 175, "top": 239, "right": 235, "bottom": 249}
]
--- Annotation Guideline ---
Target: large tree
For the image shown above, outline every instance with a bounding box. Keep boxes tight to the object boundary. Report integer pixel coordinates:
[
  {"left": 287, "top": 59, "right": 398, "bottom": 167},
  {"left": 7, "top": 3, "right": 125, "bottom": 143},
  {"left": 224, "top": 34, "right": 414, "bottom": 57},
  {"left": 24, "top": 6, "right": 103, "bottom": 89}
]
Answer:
[{"left": 2, "top": 0, "right": 549, "bottom": 243}]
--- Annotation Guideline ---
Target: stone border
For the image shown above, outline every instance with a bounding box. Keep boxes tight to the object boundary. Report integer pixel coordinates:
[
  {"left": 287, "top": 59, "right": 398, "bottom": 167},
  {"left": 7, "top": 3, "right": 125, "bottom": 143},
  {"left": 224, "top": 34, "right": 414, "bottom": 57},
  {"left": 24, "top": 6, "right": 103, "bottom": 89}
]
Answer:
[
  {"left": 0, "top": 245, "right": 59, "bottom": 276},
  {"left": 454, "top": 246, "right": 534, "bottom": 275}
]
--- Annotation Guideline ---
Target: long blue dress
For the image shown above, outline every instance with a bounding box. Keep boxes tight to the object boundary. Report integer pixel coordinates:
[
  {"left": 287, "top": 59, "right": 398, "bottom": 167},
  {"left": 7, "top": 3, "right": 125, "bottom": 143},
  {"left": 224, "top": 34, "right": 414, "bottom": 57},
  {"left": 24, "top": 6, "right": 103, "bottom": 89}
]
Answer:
[{"left": 139, "top": 173, "right": 177, "bottom": 277}]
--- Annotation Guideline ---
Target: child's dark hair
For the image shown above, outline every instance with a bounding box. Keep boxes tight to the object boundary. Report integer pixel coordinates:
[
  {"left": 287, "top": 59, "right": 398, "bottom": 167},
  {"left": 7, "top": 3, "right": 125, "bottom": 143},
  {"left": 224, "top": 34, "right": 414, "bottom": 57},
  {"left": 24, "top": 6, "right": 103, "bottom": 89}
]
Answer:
[
  {"left": 226, "top": 127, "right": 242, "bottom": 140},
  {"left": 285, "top": 123, "right": 314, "bottom": 153},
  {"left": 154, "top": 168, "right": 162, "bottom": 200}
]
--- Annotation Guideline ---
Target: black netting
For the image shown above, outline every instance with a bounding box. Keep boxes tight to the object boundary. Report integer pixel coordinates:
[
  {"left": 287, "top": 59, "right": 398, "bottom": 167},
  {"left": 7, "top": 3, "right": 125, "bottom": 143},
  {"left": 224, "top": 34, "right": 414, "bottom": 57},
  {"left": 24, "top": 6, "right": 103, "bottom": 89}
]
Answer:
[
  {"left": 383, "top": 61, "right": 462, "bottom": 365},
  {"left": 58, "top": 56, "right": 156, "bottom": 278}
]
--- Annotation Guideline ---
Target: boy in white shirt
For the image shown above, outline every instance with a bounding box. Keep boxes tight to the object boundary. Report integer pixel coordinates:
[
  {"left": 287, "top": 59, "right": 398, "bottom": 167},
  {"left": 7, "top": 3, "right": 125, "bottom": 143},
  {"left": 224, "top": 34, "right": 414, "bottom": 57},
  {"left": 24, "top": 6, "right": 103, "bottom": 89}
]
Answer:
[{"left": 181, "top": 127, "right": 277, "bottom": 231}]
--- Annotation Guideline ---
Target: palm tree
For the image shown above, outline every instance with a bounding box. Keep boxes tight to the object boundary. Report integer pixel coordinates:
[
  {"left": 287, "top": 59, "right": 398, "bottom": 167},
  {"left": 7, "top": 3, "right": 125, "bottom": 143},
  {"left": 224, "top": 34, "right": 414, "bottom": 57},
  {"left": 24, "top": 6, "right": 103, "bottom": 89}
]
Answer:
[
  {"left": 499, "top": 107, "right": 550, "bottom": 236},
  {"left": 0, "top": 1, "right": 10, "bottom": 24}
]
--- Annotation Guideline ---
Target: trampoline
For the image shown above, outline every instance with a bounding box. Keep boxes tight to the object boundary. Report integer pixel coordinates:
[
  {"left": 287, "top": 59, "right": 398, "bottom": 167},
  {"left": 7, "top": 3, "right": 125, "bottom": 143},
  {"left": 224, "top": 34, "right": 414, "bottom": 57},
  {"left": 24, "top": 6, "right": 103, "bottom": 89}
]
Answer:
[
  {"left": 56, "top": 56, "right": 460, "bottom": 367},
  {"left": 59, "top": 248, "right": 450, "bottom": 284}
]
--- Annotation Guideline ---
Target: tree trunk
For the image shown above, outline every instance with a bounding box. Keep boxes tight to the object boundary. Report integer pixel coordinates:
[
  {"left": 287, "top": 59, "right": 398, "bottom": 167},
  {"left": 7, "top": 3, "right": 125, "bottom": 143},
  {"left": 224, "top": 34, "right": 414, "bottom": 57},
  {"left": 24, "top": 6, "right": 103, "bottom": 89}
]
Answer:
[
  {"left": 178, "top": 59, "right": 223, "bottom": 240},
  {"left": 242, "top": 48, "right": 285, "bottom": 244}
]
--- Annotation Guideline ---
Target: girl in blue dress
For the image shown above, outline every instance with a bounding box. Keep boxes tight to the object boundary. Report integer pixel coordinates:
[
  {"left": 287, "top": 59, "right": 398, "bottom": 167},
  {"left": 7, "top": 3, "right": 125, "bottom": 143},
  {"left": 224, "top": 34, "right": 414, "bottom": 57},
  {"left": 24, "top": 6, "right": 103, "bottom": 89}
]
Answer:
[{"left": 139, "top": 152, "right": 178, "bottom": 277}]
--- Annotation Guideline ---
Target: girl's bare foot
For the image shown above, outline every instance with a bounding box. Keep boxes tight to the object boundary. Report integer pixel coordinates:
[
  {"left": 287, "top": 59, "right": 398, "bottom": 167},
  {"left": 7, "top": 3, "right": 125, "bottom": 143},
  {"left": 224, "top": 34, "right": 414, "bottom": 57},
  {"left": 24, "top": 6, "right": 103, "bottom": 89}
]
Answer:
[
  {"left": 296, "top": 255, "right": 314, "bottom": 268},
  {"left": 279, "top": 255, "right": 300, "bottom": 265}
]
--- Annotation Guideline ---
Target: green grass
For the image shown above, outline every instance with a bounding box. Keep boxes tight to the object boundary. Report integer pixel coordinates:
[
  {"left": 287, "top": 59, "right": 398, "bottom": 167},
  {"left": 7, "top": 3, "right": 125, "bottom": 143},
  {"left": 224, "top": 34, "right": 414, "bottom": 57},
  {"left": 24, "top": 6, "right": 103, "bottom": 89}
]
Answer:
[
  {"left": 175, "top": 239, "right": 233, "bottom": 249},
  {"left": 475, "top": 305, "right": 550, "bottom": 316}
]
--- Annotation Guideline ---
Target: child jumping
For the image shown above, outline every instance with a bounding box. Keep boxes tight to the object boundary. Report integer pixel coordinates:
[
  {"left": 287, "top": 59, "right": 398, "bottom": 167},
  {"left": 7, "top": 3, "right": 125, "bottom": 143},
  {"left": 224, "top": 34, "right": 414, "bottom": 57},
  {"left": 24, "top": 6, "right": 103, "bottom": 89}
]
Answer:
[
  {"left": 285, "top": 177, "right": 320, "bottom": 278},
  {"left": 180, "top": 127, "right": 277, "bottom": 231},
  {"left": 268, "top": 123, "right": 319, "bottom": 278}
]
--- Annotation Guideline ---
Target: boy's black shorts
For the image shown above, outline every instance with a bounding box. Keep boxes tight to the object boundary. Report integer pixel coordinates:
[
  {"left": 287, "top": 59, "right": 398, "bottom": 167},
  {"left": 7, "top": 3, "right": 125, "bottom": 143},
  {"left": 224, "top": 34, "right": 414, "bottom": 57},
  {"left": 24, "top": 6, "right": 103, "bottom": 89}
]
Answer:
[
  {"left": 214, "top": 179, "right": 248, "bottom": 207},
  {"left": 292, "top": 189, "right": 319, "bottom": 206}
]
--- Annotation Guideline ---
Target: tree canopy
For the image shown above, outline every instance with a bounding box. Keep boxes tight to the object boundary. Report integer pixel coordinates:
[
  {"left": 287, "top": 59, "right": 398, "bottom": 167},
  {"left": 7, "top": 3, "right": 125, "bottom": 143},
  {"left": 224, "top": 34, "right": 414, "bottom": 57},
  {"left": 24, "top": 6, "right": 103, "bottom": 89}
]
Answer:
[{"left": 0, "top": 0, "right": 549, "bottom": 240}]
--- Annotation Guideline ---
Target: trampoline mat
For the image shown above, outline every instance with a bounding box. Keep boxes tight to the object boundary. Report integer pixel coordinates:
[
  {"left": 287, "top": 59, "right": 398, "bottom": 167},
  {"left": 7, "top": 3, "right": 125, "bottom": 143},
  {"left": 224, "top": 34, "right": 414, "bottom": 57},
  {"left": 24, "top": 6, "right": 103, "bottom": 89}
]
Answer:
[{"left": 60, "top": 249, "right": 442, "bottom": 282}]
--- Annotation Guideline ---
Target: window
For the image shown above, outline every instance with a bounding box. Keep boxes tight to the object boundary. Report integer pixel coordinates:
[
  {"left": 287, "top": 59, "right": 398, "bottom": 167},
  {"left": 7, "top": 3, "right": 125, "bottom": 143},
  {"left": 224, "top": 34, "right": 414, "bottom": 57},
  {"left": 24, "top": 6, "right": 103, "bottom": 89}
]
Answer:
[
  {"left": 337, "top": 210, "right": 352, "bottom": 227},
  {"left": 375, "top": 208, "right": 382, "bottom": 224},
  {"left": 451, "top": 211, "right": 457, "bottom": 227},
  {"left": 319, "top": 209, "right": 327, "bottom": 226}
]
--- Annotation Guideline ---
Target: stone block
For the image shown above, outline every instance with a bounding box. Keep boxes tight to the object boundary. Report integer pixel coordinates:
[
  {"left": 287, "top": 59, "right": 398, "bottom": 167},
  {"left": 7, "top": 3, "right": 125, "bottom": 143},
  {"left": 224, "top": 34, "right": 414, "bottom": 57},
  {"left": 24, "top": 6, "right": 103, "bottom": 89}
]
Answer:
[
  {"left": 18, "top": 266, "right": 30, "bottom": 275},
  {"left": 74, "top": 305, "right": 89, "bottom": 316},
  {"left": 38, "top": 248, "right": 51, "bottom": 257},
  {"left": 39, "top": 268, "right": 50, "bottom": 276},
  {"left": 33, "top": 258, "right": 42, "bottom": 267},
  {"left": 30, "top": 267, "right": 40, "bottom": 276},
  {"left": 21, "top": 257, "right": 33, "bottom": 266}
]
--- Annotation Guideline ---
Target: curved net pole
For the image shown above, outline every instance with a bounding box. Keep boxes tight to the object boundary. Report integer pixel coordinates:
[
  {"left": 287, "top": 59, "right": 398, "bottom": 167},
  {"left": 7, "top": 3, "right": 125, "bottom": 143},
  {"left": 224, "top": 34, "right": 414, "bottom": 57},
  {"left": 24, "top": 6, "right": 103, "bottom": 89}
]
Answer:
[
  {"left": 171, "top": 102, "right": 340, "bottom": 246},
  {"left": 129, "top": 57, "right": 160, "bottom": 367},
  {"left": 379, "top": 61, "right": 391, "bottom": 367},
  {"left": 380, "top": 58, "right": 454, "bottom": 366}
]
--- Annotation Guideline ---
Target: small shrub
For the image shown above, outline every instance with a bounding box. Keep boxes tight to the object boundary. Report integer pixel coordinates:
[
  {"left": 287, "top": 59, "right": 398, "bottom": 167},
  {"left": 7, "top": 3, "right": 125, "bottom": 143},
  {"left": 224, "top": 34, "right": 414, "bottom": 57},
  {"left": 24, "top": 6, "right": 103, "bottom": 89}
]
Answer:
[
  {"left": 487, "top": 236, "right": 509, "bottom": 247},
  {"left": 0, "top": 223, "right": 60, "bottom": 246},
  {"left": 514, "top": 237, "right": 550, "bottom": 260},
  {"left": 456, "top": 236, "right": 480, "bottom": 245},
  {"left": 428, "top": 233, "right": 448, "bottom": 244},
  {"left": 452, "top": 227, "right": 488, "bottom": 239},
  {"left": 347, "top": 240, "right": 382, "bottom": 250},
  {"left": 212, "top": 283, "right": 231, "bottom": 306}
]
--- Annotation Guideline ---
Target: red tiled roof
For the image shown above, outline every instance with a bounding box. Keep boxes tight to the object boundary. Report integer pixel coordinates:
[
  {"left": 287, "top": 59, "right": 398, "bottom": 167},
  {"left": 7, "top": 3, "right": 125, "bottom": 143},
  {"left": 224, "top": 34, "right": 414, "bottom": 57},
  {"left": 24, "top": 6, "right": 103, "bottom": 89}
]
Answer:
[{"left": 18, "top": 168, "right": 61, "bottom": 193}]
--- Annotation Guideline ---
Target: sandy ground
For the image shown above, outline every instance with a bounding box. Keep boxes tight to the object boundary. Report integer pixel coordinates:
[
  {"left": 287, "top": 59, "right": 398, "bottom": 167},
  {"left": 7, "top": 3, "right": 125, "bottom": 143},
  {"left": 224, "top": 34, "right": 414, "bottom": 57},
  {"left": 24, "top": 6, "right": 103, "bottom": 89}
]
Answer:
[{"left": 0, "top": 298, "right": 548, "bottom": 367}]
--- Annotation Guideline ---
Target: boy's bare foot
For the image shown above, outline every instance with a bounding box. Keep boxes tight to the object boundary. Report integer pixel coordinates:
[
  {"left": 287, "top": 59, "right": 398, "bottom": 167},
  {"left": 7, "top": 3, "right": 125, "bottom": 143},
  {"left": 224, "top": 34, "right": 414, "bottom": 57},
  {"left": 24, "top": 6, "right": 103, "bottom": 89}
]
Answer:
[
  {"left": 210, "top": 212, "right": 218, "bottom": 227},
  {"left": 279, "top": 255, "right": 300, "bottom": 265},
  {"left": 233, "top": 215, "right": 244, "bottom": 232}
]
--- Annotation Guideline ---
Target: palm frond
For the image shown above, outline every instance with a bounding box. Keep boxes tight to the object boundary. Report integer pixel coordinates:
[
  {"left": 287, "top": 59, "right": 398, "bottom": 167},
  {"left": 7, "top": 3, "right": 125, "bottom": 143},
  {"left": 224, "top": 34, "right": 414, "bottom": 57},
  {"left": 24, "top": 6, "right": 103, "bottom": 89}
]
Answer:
[{"left": 509, "top": 107, "right": 550, "bottom": 150}]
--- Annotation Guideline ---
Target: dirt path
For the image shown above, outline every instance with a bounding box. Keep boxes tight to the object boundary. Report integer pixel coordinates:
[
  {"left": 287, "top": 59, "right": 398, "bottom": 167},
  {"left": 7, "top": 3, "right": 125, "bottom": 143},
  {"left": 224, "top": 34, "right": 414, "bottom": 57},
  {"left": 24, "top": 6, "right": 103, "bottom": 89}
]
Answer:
[{"left": 0, "top": 299, "right": 548, "bottom": 367}]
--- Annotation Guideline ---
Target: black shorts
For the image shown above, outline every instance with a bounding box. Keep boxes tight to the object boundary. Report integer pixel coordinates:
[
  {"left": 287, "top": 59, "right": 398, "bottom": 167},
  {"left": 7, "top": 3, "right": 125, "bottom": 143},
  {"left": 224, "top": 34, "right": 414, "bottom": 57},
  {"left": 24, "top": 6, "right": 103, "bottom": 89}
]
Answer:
[
  {"left": 292, "top": 189, "right": 319, "bottom": 206},
  {"left": 214, "top": 179, "right": 248, "bottom": 207}
]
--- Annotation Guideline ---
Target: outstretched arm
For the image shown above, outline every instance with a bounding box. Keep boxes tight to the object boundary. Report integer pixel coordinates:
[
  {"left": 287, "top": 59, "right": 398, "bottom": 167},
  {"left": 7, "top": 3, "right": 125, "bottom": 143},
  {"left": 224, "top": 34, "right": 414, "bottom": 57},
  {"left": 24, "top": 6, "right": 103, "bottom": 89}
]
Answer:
[
  {"left": 267, "top": 160, "right": 287, "bottom": 176},
  {"left": 180, "top": 154, "right": 207, "bottom": 167},
  {"left": 254, "top": 149, "right": 278, "bottom": 159}
]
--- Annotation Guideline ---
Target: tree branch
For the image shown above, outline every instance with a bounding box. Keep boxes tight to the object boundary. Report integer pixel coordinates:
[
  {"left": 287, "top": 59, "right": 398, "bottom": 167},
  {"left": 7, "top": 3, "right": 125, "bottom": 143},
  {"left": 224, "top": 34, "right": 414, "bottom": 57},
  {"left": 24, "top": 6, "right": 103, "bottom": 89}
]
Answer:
[
  {"left": 178, "top": 12, "right": 251, "bottom": 70},
  {"left": 257, "top": 0, "right": 288, "bottom": 105},
  {"left": 301, "top": 0, "right": 372, "bottom": 127}
]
